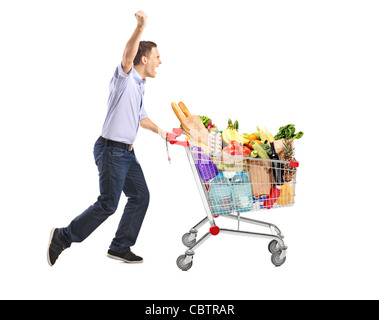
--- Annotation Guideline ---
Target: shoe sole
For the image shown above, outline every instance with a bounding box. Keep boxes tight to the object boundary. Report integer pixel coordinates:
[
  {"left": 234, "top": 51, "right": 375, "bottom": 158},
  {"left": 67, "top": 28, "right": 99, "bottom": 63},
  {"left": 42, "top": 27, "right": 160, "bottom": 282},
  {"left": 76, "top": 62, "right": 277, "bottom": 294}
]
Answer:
[
  {"left": 107, "top": 253, "right": 143, "bottom": 264},
  {"left": 47, "top": 228, "right": 56, "bottom": 266}
]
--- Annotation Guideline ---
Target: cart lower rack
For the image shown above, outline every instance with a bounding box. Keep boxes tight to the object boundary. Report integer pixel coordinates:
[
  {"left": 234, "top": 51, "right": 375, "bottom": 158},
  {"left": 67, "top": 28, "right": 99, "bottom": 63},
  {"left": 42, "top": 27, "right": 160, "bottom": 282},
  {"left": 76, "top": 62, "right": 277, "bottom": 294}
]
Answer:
[{"left": 167, "top": 129, "right": 299, "bottom": 270}]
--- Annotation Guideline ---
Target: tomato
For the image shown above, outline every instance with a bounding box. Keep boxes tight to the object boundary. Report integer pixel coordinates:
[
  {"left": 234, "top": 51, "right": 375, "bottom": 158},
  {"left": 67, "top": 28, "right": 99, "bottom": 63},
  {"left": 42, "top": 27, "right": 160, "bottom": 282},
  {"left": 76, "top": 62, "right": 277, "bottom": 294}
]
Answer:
[
  {"left": 225, "top": 140, "right": 247, "bottom": 156},
  {"left": 242, "top": 146, "right": 251, "bottom": 156},
  {"left": 228, "top": 140, "right": 240, "bottom": 155},
  {"left": 229, "top": 140, "right": 240, "bottom": 149},
  {"left": 229, "top": 144, "right": 236, "bottom": 155}
]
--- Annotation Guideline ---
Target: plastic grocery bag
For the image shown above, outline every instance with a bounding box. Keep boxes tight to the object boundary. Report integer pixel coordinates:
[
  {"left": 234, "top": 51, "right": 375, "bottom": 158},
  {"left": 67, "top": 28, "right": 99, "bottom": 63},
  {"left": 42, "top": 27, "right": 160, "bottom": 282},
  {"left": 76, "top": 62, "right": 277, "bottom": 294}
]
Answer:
[
  {"left": 248, "top": 159, "right": 274, "bottom": 198},
  {"left": 191, "top": 146, "right": 219, "bottom": 181}
]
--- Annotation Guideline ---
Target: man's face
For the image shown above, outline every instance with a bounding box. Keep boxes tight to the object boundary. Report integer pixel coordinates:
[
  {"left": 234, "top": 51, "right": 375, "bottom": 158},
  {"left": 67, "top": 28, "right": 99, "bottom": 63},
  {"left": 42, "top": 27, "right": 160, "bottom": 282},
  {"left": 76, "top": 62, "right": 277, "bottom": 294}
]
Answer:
[{"left": 145, "top": 47, "right": 161, "bottom": 78}]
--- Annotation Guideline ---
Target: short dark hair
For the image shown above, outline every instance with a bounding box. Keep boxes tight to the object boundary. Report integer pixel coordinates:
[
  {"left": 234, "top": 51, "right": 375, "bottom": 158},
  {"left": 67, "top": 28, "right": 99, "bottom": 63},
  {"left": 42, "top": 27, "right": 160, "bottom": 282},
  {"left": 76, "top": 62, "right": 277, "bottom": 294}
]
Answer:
[{"left": 133, "top": 41, "right": 157, "bottom": 66}]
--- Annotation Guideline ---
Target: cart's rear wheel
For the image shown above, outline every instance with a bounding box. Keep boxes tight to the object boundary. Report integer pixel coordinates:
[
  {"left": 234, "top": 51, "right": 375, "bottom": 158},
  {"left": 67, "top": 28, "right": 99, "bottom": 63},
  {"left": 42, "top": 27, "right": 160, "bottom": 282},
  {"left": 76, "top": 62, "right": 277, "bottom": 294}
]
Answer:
[
  {"left": 182, "top": 233, "right": 196, "bottom": 248},
  {"left": 176, "top": 255, "right": 193, "bottom": 271},
  {"left": 268, "top": 240, "right": 280, "bottom": 254},
  {"left": 271, "top": 251, "right": 286, "bottom": 267}
]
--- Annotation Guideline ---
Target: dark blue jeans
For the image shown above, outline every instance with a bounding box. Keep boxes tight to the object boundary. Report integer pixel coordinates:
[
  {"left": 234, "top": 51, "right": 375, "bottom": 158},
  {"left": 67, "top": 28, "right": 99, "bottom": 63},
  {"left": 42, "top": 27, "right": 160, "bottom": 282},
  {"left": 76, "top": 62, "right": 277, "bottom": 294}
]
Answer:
[{"left": 59, "top": 140, "right": 150, "bottom": 252}]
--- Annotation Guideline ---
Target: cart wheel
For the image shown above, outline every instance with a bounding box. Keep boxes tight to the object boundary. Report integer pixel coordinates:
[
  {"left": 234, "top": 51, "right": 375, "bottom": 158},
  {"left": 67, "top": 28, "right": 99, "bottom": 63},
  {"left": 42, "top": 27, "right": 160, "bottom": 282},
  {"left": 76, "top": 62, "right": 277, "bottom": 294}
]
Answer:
[
  {"left": 176, "top": 255, "right": 193, "bottom": 271},
  {"left": 268, "top": 240, "right": 280, "bottom": 254},
  {"left": 271, "top": 251, "right": 286, "bottom": 267},
  {"left": 182, "top": 233, "right": 196, "bottom": 247}
]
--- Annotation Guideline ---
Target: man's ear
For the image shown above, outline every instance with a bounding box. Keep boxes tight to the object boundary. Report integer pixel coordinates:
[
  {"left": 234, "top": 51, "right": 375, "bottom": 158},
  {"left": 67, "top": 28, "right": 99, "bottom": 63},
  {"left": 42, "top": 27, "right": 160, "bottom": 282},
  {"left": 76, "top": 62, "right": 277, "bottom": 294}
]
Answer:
[{"left": 141, "top": 56, "right": 148, "bottom": 65}]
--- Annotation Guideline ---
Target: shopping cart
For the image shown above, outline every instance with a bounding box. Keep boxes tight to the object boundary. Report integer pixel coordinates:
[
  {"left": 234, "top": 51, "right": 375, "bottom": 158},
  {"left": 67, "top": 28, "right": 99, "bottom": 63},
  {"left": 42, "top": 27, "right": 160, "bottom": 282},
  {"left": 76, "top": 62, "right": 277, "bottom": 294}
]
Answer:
[{"left": 166, "top": 129, "right": 299, "bottom": 270}]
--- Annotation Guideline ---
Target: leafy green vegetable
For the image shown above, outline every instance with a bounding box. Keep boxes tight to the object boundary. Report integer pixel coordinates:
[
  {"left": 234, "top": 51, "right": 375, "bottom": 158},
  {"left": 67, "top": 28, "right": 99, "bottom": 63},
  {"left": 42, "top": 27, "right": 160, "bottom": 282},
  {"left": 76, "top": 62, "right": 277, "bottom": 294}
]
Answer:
[
  {"left": 274, "top": 124, "right": 304, "bottom": 140},
  {"left": 199, "top": 116, "right": 211, "bottom": 128},
  {"left": 294, "top": 131, "right": 304, "bottom": 139}
]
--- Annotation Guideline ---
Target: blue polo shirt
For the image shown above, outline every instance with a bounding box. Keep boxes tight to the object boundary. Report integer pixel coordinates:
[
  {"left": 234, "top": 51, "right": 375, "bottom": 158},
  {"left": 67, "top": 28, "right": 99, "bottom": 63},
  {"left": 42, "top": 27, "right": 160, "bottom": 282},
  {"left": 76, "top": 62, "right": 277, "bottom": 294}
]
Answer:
[{"left": 101, "top": 63, "right": 148, "bottom": 144}]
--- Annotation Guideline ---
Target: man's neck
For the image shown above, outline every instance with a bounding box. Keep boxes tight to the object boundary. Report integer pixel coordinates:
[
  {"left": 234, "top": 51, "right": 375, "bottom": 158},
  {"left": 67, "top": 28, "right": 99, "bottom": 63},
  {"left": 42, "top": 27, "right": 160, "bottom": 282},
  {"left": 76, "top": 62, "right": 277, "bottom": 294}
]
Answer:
[{"left": 134, "top": 65, "right": 147, "bottom": 80}]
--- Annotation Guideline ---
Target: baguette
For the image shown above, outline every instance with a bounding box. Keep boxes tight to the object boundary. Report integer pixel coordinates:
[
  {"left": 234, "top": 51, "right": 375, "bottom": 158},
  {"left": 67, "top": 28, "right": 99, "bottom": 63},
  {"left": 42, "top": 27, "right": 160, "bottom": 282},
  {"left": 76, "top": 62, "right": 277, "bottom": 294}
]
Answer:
[
  {"left": 171, "top": 102, "right": 186, "bottom": 122},
  {"left": 178, "top": 101, "right": 191, "bottom": 117}
]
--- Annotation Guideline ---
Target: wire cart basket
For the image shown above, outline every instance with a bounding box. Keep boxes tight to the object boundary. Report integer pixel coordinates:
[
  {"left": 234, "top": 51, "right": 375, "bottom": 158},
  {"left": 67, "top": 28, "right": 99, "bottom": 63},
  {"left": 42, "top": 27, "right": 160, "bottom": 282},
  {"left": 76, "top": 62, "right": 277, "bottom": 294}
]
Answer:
[{"left": 167, "top": 129, "right": 299, "bottom": 270}]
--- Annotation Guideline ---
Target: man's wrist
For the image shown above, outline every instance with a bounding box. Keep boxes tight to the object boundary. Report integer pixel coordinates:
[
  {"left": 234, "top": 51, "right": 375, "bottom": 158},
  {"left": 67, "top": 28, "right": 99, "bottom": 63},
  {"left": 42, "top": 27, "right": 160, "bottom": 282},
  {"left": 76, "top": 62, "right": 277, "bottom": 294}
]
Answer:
[{"left": 158, "top": 128, "right": 168, "bottom": 139}]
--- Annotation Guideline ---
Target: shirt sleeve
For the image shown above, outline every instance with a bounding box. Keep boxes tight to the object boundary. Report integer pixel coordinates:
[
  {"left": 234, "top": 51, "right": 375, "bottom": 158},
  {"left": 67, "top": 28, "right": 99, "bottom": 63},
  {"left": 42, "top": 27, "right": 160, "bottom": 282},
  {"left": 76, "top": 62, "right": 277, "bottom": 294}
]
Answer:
[
  {"left": 117, "top": 62, "right": 131, "bottom": 79},
  {"left": 109, "top": 62, "right": 130, "bottom": 92},
  {"left": 140, "top": 101, "right": 148, "bottom": 120}
]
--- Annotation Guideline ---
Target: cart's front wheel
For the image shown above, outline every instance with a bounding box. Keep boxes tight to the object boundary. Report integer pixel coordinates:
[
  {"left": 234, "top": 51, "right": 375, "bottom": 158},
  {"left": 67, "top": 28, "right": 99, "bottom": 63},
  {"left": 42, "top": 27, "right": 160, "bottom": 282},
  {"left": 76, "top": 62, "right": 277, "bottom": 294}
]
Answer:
[
  {"left": 271, "top": 251, "right": 286, "bottom": 267},
  {"left": 176, "top": 255, "right": 193, "bottom": 271}
]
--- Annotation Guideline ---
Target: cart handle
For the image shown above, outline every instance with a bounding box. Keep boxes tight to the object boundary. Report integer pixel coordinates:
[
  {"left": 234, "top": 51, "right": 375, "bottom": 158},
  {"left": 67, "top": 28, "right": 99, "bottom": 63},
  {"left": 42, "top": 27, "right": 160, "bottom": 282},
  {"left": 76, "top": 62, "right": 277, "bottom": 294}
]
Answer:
[
  {"left": 167, "top": 128, "right": 189, "bottom": 147},
  {"left": 289, "top": 161, "right": 299, "bottom": 167}
]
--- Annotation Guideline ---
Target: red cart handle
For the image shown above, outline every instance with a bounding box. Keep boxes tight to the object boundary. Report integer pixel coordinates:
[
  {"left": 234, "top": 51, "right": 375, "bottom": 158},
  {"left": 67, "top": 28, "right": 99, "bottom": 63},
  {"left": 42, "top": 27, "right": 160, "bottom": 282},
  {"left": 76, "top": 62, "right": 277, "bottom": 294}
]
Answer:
[
  {"left": 166, "top": 128, "right": 189, "bottom": 147},
  {"left": 165, "top": 128, "right": 189, "bottom": 164}
]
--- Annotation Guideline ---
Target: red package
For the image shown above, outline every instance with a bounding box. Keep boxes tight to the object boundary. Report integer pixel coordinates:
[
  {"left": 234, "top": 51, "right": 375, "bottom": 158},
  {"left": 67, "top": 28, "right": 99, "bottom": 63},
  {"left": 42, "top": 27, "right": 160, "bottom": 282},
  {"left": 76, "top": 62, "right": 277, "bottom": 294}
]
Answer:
[{"left": 264, "top": 187, "right": 281, "bottom": 209}]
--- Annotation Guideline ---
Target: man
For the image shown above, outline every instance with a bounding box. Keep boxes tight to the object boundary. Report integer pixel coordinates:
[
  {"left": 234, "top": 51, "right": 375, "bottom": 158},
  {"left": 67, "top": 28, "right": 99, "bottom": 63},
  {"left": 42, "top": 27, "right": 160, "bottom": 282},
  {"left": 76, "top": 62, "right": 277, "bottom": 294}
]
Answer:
[{"left": 47, "top": 10, "right": 167, "bottom": 266}]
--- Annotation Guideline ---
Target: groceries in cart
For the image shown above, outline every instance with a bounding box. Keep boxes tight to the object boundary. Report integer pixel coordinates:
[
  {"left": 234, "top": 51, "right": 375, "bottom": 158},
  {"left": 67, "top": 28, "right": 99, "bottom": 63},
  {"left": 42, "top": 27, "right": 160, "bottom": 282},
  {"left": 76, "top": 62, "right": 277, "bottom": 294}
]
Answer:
[
  {"left": 169, "top": 101, "right": 302, "bottom": 269},
  {"left": 171, "top": 101, "right": 303, "bottom": 212}
]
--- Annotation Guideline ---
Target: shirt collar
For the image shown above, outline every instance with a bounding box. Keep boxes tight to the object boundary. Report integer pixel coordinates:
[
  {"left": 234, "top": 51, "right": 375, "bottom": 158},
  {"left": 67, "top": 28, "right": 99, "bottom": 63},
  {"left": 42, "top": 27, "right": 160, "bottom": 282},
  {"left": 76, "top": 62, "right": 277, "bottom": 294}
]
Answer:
[{"left": 132, "top": 67, "right": 146, "bottom": 86}]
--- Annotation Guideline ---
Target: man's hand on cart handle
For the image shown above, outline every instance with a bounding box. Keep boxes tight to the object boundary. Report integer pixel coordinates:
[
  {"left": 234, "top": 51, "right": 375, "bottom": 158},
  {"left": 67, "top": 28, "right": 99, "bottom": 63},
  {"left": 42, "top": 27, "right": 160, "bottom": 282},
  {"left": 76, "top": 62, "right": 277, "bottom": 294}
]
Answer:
[
  {"left": 167, "top": 129, "right": 189, "bottom": 147},
  {"left": 165, "top": 129, "right": 189, "bottom": 164},
  {"left": 158, "top": 127, "right": 169, "bottom": 140}
]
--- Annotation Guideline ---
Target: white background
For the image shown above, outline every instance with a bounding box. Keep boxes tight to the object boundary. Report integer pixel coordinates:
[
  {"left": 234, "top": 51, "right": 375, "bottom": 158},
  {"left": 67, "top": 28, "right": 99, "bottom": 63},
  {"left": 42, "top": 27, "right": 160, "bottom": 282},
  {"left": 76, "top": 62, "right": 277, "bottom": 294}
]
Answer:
[{"left": 1, "top": 0, "right": 378, "bottom": 300}]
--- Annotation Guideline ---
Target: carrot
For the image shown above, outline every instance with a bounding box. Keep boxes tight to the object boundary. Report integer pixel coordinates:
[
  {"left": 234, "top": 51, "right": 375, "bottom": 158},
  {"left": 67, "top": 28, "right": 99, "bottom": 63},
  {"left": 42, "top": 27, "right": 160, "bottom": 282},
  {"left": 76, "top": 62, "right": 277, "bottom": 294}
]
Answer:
[
  {"left": 171, "top": 102, "right": 186, "bottom": 122},
  {"left": 178, "top": 101, "right": 191, "bottom": 117}
]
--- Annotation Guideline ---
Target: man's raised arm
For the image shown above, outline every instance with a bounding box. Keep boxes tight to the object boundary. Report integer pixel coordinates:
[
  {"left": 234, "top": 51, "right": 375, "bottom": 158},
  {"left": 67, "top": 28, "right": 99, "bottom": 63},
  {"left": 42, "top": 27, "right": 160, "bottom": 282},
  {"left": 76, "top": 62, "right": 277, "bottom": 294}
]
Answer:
[{"left": 122, "top": 10, "right": 147, "bottom": 74}]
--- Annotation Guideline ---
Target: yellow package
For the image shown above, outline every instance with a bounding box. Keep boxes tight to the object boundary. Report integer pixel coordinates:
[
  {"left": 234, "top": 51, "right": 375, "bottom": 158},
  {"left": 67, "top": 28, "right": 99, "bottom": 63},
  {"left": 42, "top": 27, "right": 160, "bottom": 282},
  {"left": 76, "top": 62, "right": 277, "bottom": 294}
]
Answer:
[{"left": 276, "top": 184, "right": 294, "bottom": 205}]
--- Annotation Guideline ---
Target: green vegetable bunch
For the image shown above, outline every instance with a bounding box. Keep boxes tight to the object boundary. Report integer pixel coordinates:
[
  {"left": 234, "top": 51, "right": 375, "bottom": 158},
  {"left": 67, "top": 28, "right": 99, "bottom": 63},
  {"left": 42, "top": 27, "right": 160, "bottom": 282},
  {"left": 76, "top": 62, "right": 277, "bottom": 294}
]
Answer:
[
  {"left": 199, "top": 116, "right": 211, "bottom": 128},
  {"left": 274, "top": 124, "right": 304, "bottom": 140},
  {"left": 261, "top": 141, "right": 273, "bottom": 156}
]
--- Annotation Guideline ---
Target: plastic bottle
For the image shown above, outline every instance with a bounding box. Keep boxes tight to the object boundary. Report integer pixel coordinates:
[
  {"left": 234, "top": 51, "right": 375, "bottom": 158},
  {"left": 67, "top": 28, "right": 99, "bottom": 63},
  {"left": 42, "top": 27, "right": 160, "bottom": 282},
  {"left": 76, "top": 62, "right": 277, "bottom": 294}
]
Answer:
[
  {"left": 210, "top": 172, "right": 233, "bottom": 215},
  {"left": 232, "top": 171, "right": 253, "bottom": 213}
]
